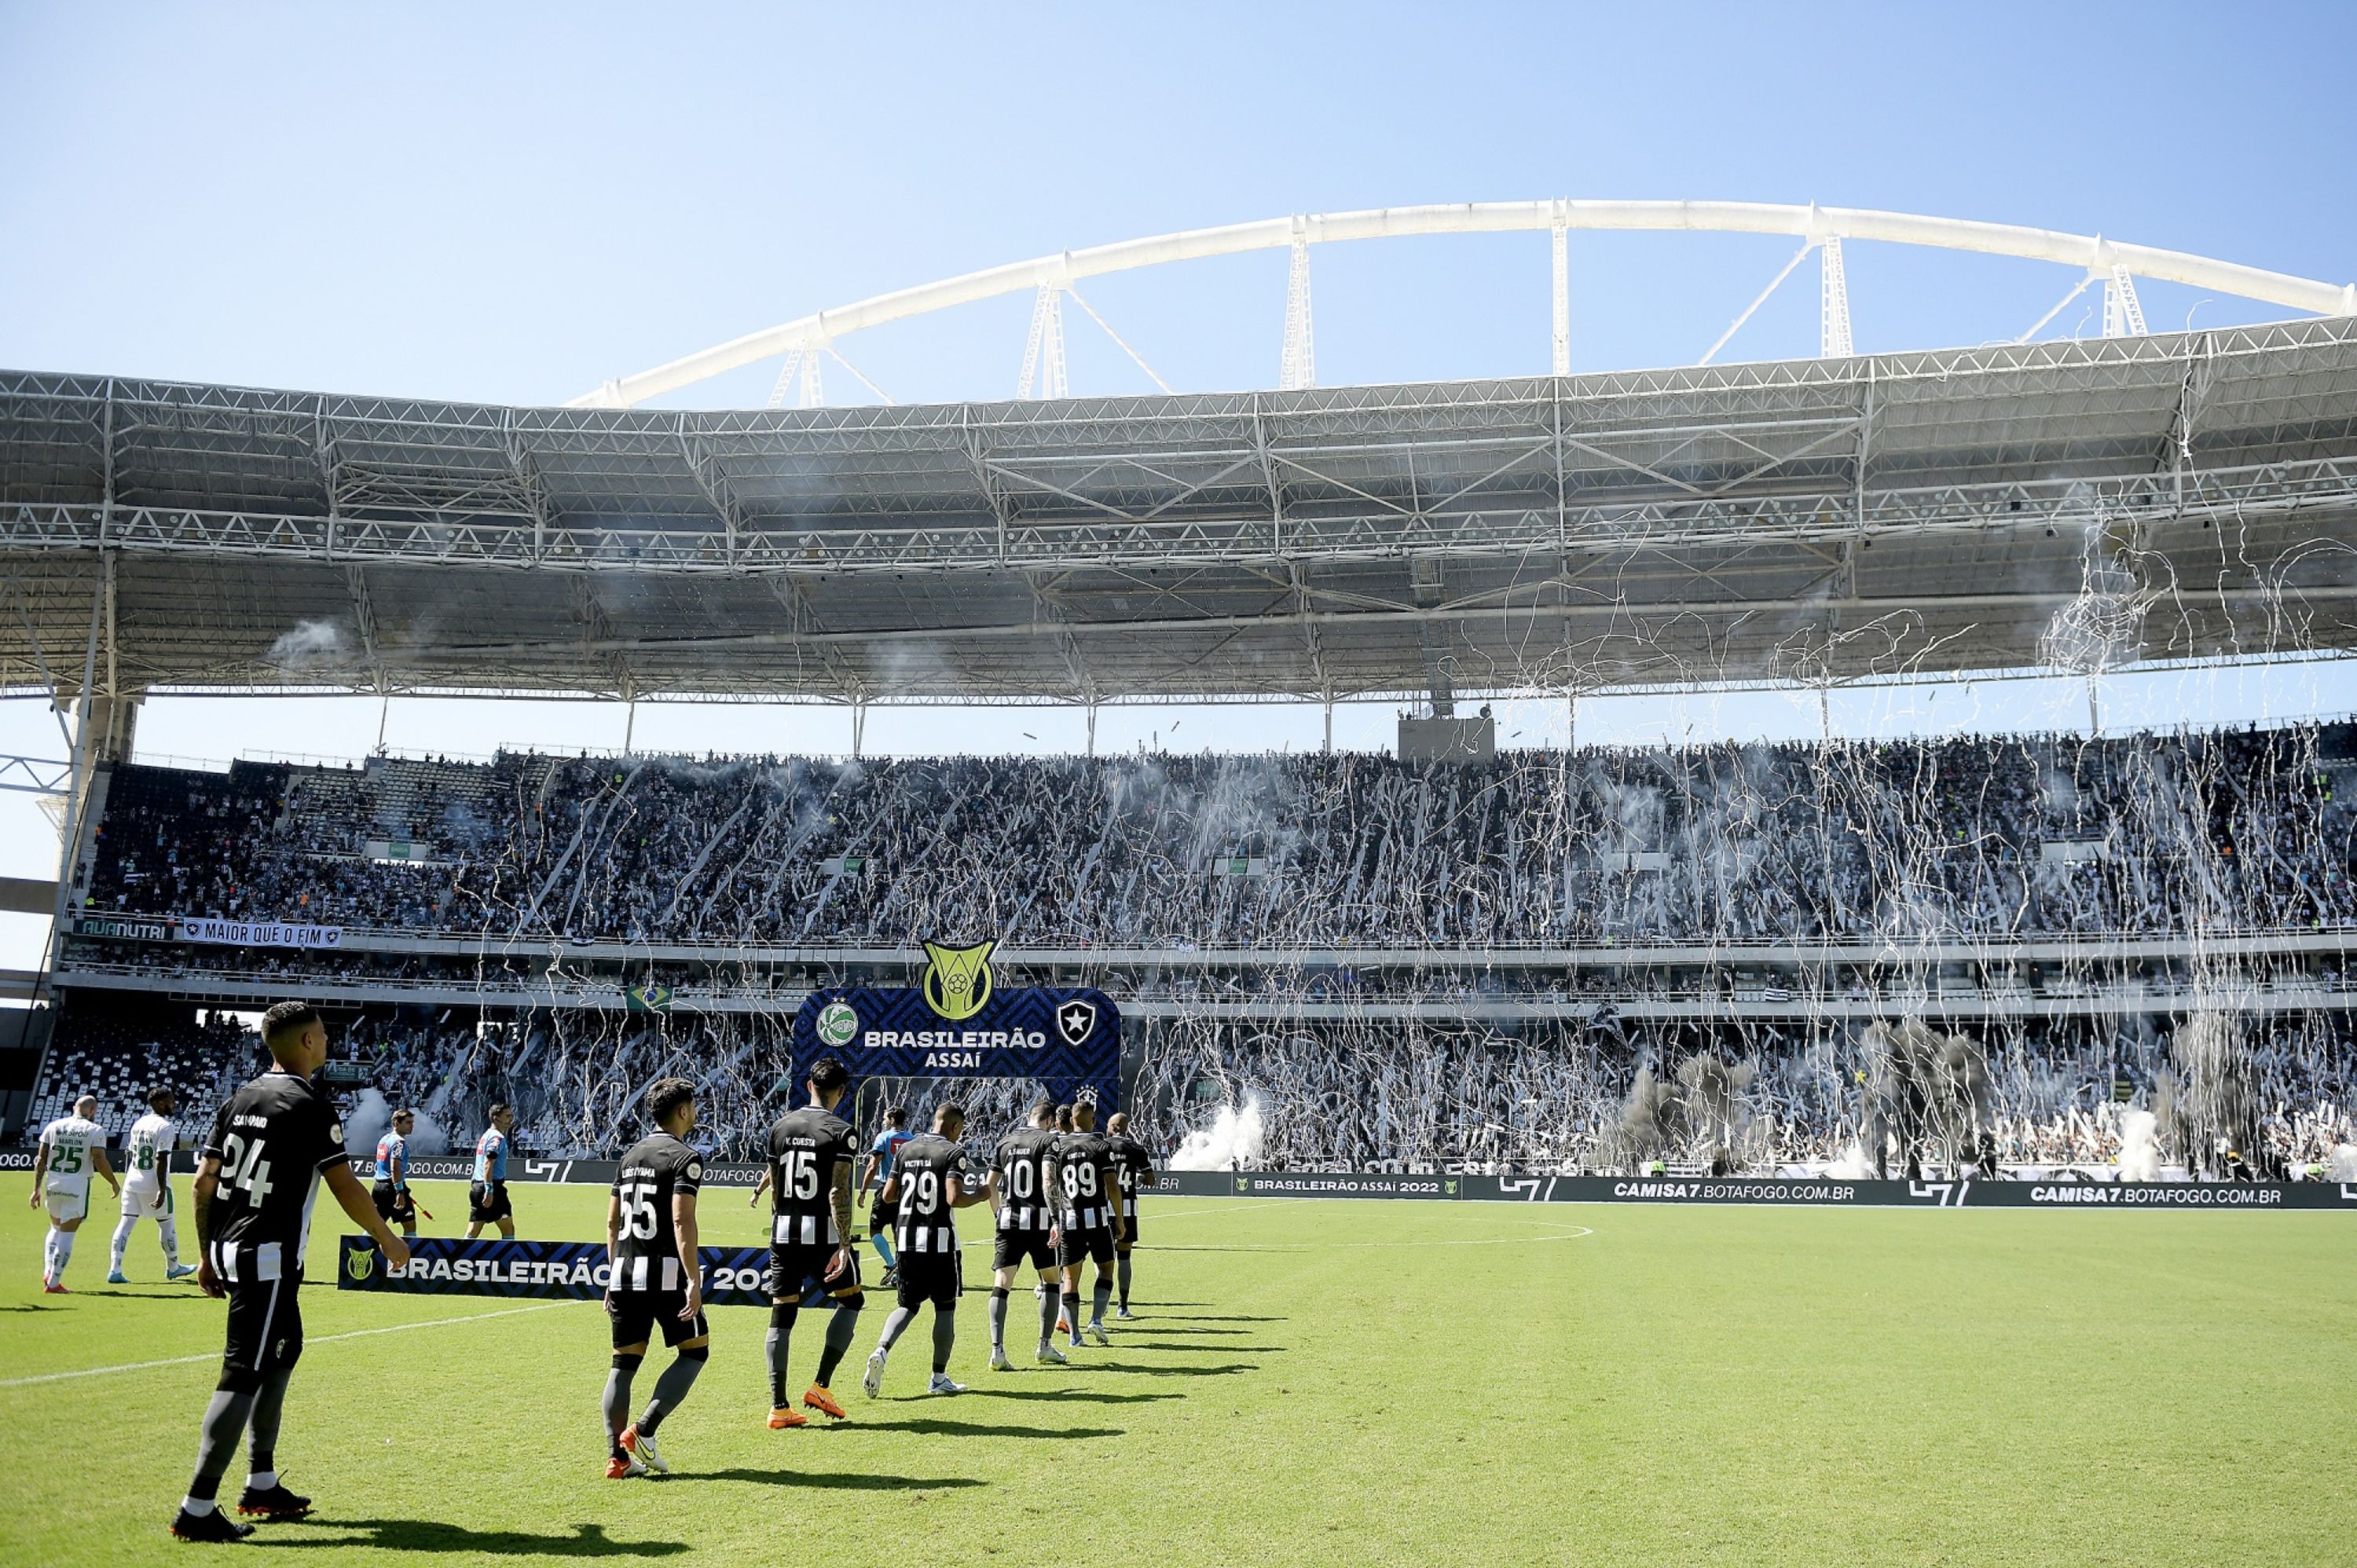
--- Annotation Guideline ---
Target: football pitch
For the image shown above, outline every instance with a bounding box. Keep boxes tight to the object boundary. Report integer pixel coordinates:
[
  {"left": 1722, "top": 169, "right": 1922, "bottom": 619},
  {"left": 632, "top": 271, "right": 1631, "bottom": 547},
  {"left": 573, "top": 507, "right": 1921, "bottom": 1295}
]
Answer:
[{"left": 5, "top": 1184, "right": 2353, "bottom": 1566}]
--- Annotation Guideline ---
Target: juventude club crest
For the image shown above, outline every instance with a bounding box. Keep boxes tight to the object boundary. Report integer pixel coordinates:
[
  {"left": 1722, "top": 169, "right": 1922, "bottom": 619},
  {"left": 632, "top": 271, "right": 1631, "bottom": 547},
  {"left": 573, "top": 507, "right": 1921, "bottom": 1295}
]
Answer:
[
  {"left": 816, "top": 1000, "right": 860, "bottom": 1047},
  {"left": 921, "top": 938, "right": 996, "bottom": 1021}
]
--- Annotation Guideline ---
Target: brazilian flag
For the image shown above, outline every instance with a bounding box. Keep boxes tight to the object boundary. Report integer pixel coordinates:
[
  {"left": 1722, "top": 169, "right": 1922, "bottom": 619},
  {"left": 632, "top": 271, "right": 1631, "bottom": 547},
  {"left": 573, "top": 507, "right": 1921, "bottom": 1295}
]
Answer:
[{"left": 625, "top": 983, "right": 674, "bottom": 1014}]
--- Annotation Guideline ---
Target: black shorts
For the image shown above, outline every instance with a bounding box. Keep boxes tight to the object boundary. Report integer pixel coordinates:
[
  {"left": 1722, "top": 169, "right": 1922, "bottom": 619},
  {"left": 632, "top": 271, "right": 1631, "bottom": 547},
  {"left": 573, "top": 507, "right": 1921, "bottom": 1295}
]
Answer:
[
  {"left": 895, "top": 1250, "right": 961, "bottom": 1310},
  {"left": 1116, "top": 1203, "right": 1138, "bottom": 1249},
  {"left": 220, "top": 1273, "right": 304, "bottom": 1383},
  {"left": 868, "top": 1194, "right": 897, "bottom": 1236},
  {"left": 767, "top": 1240, "right": 862, "bottom": 1302},
  {"left": 1058, "top": 1225, "right": 1116, "bottom": 1269},
  {"left": 607, "top": 1288, "right": 709, "bottom": 1350},
  {"left": 468, "top": 1182, "right": 511, "bottom": 1225},
  {"left": 992, "top": 1228, "right": 1057, "bottom": 1273},
  {"left": 371, "top": 1181, "right": 416, "bottom": 1226}
]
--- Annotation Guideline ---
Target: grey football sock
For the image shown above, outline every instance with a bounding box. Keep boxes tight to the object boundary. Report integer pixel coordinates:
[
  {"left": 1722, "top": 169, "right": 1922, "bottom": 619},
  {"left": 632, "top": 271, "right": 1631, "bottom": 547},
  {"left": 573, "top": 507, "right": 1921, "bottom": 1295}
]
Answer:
[
  {"left": 603, "top": 1356, "right": 640, "bottom": 1456},
  {"left": 186, "top": 1387, "right": 256, "bottom": 1504},
  {"left": 1091, "top": 1278, "right": 1113, "bottom": 1327},
  {"left": 1117, "top": 1254, "right": 1133, "bottom": 1309},
  {"left": 877, "top": 1305, "right": 916, "bottom": 1351},
  {"left": 988, "top": 1287, "right": 1010, "bottom": 1351},
  {"left": 1061, "top": 1291, "right": 1083, "bottom": 1344},
  {"left": 636, "top": 1347, "right": 706, "bottom": 1436},
  {"left": 816, "top": 1296, "right": 861, "bottom": 1387},
  {"left": 931, "top": 1307, "right": 956, "bottom": 1375},
  {"left": 247, "top": 1369, "right": 292, "bottom": 1476},
  {"left": 765, "top": 1304, "right": 796, "bottom": 1407},
  {"left": 1038, "top": 1281, "right": 1061, "bottom": 1346}
]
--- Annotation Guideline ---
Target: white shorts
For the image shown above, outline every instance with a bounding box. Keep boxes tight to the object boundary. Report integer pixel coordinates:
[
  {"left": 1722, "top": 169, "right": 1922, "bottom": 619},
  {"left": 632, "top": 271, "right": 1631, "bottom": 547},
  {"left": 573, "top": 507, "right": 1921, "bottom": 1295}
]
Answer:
[
  {"left": 121, "top": 1183, "right": 170, "bottom": 1218},
  {"left": 43, "top": 1187, "right": 88, "bottom": 1225}
]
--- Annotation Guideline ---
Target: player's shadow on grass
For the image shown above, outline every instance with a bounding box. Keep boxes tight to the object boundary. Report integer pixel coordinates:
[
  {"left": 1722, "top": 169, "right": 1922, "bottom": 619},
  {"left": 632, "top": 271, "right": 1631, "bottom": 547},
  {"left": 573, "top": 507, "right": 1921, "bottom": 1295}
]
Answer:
[
  {"left": 1062, "top": 1361, "right": 1258, "bottom": 1378},
  {"left": 961, "top": 1387, "right": 1182, "bottom": 1404},
  {"left": 816, "top": 1417, "right": 1124, "bottom": 1439},
  {"left": 1135, "top": 1310, "right": 1287, "bottom": 1321},
  {"left": 1109, "top": 1341, "right": 1288, "bottom": 1354},
  {"left": 261, "top": 1519, "right": 686, "bottom": 1556},
  {"left": 669, "top": 1471, "right": 984, "bottom": 1491},
  {"left": 1121, "top": 1324, "right": 1261, "bottom": 1335}
]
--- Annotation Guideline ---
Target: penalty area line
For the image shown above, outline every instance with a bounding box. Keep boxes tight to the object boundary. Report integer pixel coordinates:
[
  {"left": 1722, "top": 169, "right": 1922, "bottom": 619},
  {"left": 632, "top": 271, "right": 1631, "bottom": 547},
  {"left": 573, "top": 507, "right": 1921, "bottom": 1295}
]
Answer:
[{"left": 0, "top": 1299, "right": 571, "bottom": 1388}]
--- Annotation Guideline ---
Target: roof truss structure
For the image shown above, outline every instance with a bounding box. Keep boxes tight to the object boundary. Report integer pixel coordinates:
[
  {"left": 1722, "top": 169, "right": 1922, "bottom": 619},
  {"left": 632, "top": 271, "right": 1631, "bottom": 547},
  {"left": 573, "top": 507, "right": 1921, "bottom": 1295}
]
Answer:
[{"left": 4, "top": 318, "right": 2356, "bottom": 703}]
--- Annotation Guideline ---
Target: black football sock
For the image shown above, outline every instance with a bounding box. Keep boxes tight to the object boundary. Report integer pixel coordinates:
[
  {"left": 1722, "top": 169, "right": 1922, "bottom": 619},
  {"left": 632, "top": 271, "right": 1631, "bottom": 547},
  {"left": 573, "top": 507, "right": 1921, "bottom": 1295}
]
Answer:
[
  {"left": 931, "top": 1308, "right": 956, "bottom": 1376},
  {"left": 816, "top": 1295, "right": 861, "bottom": 1387},
  {"left": 245, "top": 1369, "right": 291, "bottom": 1480},
  {"left": 636, "top": 1346, "right": 706, "bottom": 1436},
  {"left": 765, "top": 1305, "right": 797, "bottom": 1407},
  {"left": 1061, "top": 1291, "right": 1083, "bottom": 1343},
  {"left": 1116, "top": 1255, "right": 1133, "bottom": 1309},
  {"left": 185, "top": 1387, "right": 256, "bottom": 1510},
  {"left": 876, "top": 1305, "right": 916, "bottom": 1351},
  {"left": 603, "top": 1354, "right": 641, "bottom": 1457},
  {"left": 1038, "top": 1281, "right": 1062, "bottom": 1346},
  {"left": 1091, "top": 1277, "right": 1113, "bottom": 1327},
  {"left": 988, "top": 1287, "right": 1010, "bottom": 1351}
]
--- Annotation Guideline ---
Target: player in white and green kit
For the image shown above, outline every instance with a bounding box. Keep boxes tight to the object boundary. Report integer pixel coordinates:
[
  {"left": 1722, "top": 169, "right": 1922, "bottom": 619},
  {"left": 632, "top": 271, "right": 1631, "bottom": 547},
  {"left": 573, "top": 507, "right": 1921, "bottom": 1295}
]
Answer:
[
  {"left": 110, "top": 1087, "right": 199, "bottom": 1284},
  {"left": 29, "top": 1093, "right": 118, "bottom": 1292}
]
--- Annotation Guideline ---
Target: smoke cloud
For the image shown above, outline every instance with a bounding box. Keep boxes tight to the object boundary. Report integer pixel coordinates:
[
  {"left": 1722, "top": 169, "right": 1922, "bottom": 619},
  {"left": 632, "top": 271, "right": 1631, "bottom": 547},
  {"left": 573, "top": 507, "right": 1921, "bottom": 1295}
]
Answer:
[
  {"left": 2116, "top": 1108, "right": 2161, "bottom": 1181},
  {"left": 1170, "top": 1093, "right": 1266, "bottom": 1171}
]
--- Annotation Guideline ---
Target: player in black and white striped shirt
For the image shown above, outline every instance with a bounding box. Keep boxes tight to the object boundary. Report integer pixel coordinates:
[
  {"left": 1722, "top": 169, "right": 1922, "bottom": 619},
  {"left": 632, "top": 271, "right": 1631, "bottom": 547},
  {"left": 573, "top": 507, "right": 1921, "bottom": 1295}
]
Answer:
[
  {"left": 170, "top": 1002, "right": 410, "bottom": 1543},
  {"left": 861, "top": 1103, "right": 988, "bottom": 1399},
  {"left": 984, "top": 1100, "right": 1068, "bottom": 1370},
  {"left": 1053, "top": 1100, "right": 1125, "bottom": 1349},
  {"left": 601, "top": 1079, "right": 709, "bottom": 1480},
  {"left": 748, "top": 1055, "right": 863, "bottom": 1428}
]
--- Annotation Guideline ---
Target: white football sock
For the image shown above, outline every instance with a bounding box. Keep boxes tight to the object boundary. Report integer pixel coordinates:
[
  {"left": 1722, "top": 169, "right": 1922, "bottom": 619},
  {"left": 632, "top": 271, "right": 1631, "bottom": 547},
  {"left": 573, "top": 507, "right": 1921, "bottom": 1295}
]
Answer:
[
  {"left": 248, "top": 1469, "right": 277, "bottom": 1489},
  {"left": 180, "top": 1497, "right": 216, "bottom": 1518},
  {"left": 112, "top": 1214, "right": 137, "bottom": 1272},
  {"left": 53, "top": 1229, "right": 75, "bottom": 1276},
  {"left": 158, "top": 1214, "right": 181, "bottom": 1266}
]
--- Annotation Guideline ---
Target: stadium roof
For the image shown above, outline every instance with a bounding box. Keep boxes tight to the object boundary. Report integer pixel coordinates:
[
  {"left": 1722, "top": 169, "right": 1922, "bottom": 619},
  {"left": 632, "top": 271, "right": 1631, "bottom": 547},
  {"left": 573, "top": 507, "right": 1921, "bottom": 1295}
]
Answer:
[{"left": 4, "top": 316, "right": 2356, "bottom": 705}]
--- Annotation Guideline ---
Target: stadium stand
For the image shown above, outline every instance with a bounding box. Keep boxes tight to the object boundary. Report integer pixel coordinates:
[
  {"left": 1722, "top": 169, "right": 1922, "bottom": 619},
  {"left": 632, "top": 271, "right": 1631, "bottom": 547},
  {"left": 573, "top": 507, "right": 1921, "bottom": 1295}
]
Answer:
[
  {"left": 69, "top": 724, "right": 2357, "bottom": 947},
  {"left": 23, "top": 720, "right": 2352, "bottom": 1177}
]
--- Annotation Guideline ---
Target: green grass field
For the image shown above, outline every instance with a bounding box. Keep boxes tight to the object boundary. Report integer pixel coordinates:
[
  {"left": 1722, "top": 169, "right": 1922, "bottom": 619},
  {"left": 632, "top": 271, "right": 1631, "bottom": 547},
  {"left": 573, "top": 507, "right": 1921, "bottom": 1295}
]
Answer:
[{"left": 4, "top": 1180, "right": 2353, "bottom": 1566}]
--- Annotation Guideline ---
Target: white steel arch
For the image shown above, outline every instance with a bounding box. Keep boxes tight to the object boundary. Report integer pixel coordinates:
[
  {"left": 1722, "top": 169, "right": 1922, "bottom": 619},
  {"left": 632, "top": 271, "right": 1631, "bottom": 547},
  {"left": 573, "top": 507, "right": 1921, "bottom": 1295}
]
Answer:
[{"left": 570, "top": 199, "right": 2357, "bottom": 408}]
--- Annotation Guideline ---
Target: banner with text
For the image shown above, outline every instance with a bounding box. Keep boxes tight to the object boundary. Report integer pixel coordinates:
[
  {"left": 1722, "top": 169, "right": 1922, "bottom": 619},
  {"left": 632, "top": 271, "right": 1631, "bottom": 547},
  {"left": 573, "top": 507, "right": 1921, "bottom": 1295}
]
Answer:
[
  {"left": 335, "top": 1235, "right": 839, "bottom": 1306},
  {"left": 1149, "top": 1171, "right": 2357, "bottom": 1210}
]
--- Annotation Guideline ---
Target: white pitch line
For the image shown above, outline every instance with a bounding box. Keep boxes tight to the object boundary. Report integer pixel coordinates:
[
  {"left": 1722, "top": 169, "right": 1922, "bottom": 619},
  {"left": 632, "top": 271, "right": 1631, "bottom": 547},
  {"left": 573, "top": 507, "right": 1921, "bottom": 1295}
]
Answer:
[{"left": 0, "top": 1299, "right": 572, "bottom": 1389}]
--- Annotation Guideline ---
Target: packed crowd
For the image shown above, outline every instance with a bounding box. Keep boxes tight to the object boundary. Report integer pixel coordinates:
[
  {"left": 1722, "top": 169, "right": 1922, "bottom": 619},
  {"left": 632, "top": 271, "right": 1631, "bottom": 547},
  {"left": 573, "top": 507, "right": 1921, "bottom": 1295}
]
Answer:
[
  {"left": 78, "top": 724, "right": 2357, "bottom": 951},
  {"left": 25, "top": 998, "right": 2354, "bottom": 1178}
]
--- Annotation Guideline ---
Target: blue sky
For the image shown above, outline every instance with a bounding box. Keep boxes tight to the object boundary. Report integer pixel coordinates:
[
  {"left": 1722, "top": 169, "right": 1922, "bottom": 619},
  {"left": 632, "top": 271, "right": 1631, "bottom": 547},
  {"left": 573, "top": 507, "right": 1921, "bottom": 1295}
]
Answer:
[{"left": 2, "top": 2, "right": 2355, "bottom": 962}]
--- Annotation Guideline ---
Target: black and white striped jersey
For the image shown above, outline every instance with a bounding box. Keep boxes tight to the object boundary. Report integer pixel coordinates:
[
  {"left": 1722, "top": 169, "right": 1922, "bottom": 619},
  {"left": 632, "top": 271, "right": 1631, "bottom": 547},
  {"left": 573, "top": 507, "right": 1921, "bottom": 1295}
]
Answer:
[
  {"left": 610, "top": 1132, "right": 702, "bottom": 1294},
  {"left": 992, "top": 1127, "right": 1062, "bottom": 1232},
  {"left": 1053, "top": 1130, "right": 1118, "bottom": 1231},
  {"left": 200, "top": 1069, "right": 346, "bottom": 1280},
  {"left": 1106, "top": 1132, "right": 1153, "bottom": 1219},
  {"left": 765, "top": 1104, "right": 856, "bottom": 1247},
  {"left": 891, "top": 1134, "right": 975, "bottom": 1257}
]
